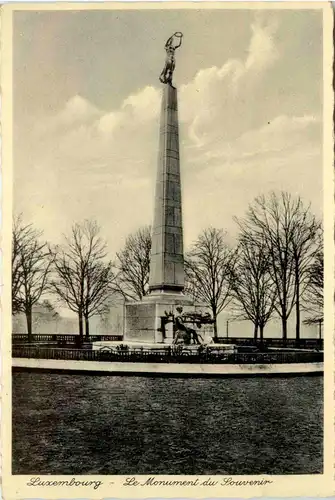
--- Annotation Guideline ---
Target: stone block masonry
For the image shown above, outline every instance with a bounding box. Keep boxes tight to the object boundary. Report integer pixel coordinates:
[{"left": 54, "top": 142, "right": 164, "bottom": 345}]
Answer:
[{"left": 149, "top": 84, "right": 184, "bottom": 293}]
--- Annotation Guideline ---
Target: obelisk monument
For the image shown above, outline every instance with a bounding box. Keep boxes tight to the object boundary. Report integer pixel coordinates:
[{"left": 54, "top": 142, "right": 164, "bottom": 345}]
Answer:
[
  {"left": 125, "top": 33, "right": 196, "bottom": 343},
  {"left": 149, "top": 82, "right": 184, "bottom": 291}
]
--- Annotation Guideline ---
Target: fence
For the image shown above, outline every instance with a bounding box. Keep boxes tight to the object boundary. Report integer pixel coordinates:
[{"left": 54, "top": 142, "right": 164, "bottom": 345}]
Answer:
[
  {"left": 12, "top": 334, "right": 123, "bottom": 344},
  {"left": 12, "top": 345, "right": 323, "bottom": 365},
  {"left": 216, "top": 337, "right": 323, "bottom": 350},
  {"left": 12, "top": 334, "right": 323, "bottom": 350}
]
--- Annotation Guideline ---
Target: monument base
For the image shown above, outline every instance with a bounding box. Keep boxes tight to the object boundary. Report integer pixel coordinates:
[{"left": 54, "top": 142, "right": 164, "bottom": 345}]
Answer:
[{"left": 125, "top": 292, "right": 213, "bottom": 344}]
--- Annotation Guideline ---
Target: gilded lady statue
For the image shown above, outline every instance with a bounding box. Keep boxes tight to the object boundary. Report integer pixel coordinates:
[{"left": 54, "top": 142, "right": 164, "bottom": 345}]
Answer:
[{"left": 159, "top": 32, "right": 183, "bottom": 86}]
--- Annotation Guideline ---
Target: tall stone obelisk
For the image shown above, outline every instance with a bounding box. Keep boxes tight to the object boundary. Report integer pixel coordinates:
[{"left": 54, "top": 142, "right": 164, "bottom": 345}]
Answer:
[
  {"left": 149, "top": 83, "right": 185, "bottom": 293},
  {"left": 125, "top": 32, "right": 195, "bottom": 344}
]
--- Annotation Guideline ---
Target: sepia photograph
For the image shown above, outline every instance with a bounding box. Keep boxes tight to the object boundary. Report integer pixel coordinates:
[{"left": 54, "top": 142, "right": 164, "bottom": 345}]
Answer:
[{"left": 2, "top": 2, "right": 334, "bottom": 498}]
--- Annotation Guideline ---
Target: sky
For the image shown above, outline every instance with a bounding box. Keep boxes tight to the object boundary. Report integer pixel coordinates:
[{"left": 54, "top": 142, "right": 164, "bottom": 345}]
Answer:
[{"left": 13, "top": 7, "right": 323, "bottom": 258}]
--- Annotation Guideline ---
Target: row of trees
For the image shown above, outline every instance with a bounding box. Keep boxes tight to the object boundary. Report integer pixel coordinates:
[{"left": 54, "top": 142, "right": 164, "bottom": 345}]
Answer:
[
  {"left": 186, "top": 193, "right": 322, "bottom": 340},
  {"left": 12, "top": 217, "right": 53, "bottom": 335},
  {"left": 12, "top": 191, "right": 323, "bottom": 342},
  {"left": 12, "top": 219, "right": 115, "bottom": 340},
  {"left": 235, "top": 192, "right": 322, "bottom": 341}
]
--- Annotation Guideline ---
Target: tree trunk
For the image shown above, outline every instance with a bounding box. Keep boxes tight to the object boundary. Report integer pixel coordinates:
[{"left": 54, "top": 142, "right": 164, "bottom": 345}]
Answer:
[
  {"left": 85, "top": 316, "right": 90, "bottom": 339},
  {"left": 26, "top": 307, "right": 33, "bottom": 343},
  {"left": 281, "top": 316, "right": 287, "bottom": 346},
  {"left": 213, "top": 317, "right": 218, "bottom": 339},
  {"left": 211, "top": 303, "right": 218, "bottom": 340},
  {"left": 259, "top": 324, "right": 264, "bottom": 341},
  {"left": 78, "top": 311, "right": 83, "bottom": 338},
  {"left": 253, "top": 323, "right": 258, "bottom": 340}
]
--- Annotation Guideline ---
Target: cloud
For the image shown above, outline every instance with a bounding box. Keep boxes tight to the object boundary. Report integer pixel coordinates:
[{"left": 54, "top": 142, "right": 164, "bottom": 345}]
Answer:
[
  {"left": 246, "top": 13, "right": 279, "bottom": 72},
  {"left": 15, "top": 12, "right": 322, "bottom": 257},
  {"left": 26, "top": 14, "right": 286, "bottom": 176},
  {"left": 179, "top": 12, "right": 279, "bottom": 147},
  {"left": 122, "top": 86, "right": 161, "bottom": 122},
  {"left": 34, "top": 95, "right": 101, "bottom": 137},
  {"left": 190, "top": 114, "right": 320, "bottom": 166},
  {"left": 236, "top": 115, "right": 320, "bottom": 159}
]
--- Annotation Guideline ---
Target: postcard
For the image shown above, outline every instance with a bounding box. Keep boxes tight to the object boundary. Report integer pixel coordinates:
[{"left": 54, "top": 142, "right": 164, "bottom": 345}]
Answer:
[{"left": 1, "top": 2, "right": 334, "bottom": 498}]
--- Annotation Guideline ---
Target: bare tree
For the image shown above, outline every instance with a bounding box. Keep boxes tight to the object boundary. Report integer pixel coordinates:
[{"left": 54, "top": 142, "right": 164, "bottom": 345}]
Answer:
[
  {"left": 51, "top": 220, "right": 114, "bottom": 339},
  {"left": 114, "top": 226, "right": 151, "bottom": 301},
  {"left": 12, "top": 215, "right": 27, "bottom": 314},
  {"left": 304, "top": 246, "right": 323, "bottom": 321},
  {"left": 83, "top": 260, "right": 114, "bottom": 336},
  {"left": 289, "top": 207, "right": 321, "bottom": 340},
  {"left": 302, "top": 246, "right": 323, "bottom": 342},
  {"left": 231, "top": 234, "right": 277, "bottom": 341},
  {"left": 12, "top": 215, "right": 52, "bottom": 340},
  {"left": 184, "top": 227, "right": 237, "bottom": 338},
  {"left": 236, "top": 191, "right": 320, "bottom": 342}
]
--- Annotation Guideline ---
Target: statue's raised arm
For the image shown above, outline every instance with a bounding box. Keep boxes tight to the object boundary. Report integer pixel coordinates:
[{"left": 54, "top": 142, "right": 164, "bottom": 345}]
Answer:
[
  {"left": 159, "top": 32, "right": 183, "bottom": 86},
  {"left": 165, "top": 32, "right": 183, "bottom": 50}
]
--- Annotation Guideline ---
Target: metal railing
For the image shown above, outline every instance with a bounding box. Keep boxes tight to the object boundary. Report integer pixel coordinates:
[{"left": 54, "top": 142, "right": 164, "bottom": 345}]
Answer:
[
  {"left": 12, "top": 334, "right": 123, "bottom": 344},
  {"left": 12, "top": 334, "right": 323, "bottom": 350},
  {"left": 12, "top": 345, "right": 323, "bottom": 365},
  {"left": 215, "top": 337, "right": 323, "bottom": 350}
]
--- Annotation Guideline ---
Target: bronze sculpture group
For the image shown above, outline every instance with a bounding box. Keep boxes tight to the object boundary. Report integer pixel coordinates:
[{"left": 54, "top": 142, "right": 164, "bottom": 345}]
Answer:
[{"left": 159, "top": 307, "right": 214, "bottom": 346}]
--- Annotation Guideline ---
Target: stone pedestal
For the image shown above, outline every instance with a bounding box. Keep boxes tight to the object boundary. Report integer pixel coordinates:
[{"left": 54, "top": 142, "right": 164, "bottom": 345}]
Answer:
[
  {"left": 125, "top": 293, "right": 192, "bottom": 343},
  {"left": 125, "top": 293, "right": 213, "bottom": 344}
]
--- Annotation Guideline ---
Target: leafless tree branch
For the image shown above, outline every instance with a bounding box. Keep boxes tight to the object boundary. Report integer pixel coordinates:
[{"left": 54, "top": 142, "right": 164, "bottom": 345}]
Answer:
[
  {"left": 184, "top": 227, "right": 237, "bottom": 337},
  {"left": 12, "top": 214, "right": 53, "bottom": 339},
  {"left": 114, "top": 226, "right": 151, "bottom": 301},
  {"left": 50, "top": 220, "right": 115, "bottom": 338}
]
